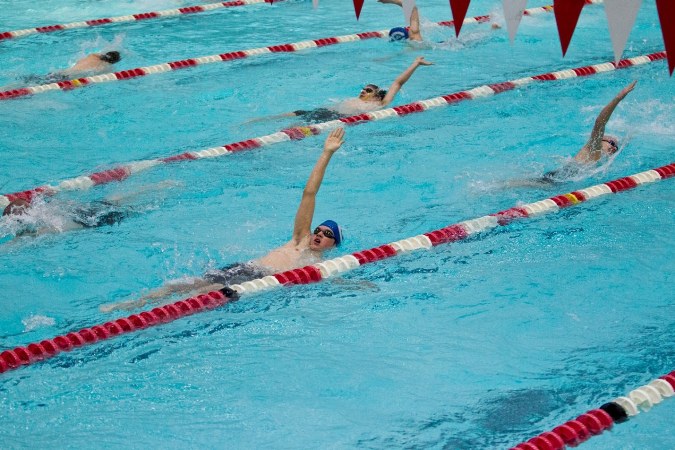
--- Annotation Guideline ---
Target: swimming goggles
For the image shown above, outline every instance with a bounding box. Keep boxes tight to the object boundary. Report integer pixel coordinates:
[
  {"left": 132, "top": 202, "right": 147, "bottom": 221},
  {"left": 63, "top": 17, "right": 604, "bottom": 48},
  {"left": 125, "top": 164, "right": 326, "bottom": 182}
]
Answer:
[
  {"left": 602, "top": 137, "right": 618, "bottom": 152},
  {"left": 313, "top": 227, "right": 335, "bottom": 239}
]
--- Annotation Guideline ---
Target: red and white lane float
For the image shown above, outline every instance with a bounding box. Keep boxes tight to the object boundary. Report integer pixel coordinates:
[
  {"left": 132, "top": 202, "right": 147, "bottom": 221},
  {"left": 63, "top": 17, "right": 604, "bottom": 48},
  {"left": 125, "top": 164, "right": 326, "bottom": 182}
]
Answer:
[
  {"left": 0, "top": 162, "right": 673, "bottom": 375},
  {"left": 0, "top": 51, "right": 666, "bottom": 210},
  {"left": 0, "top": 0, "right": 284, "bottom": 43},
  {"left": 509, "top": 371, "right": 675, "bottom": 450},
  {"left": 0, "top": 3, "right": 584, "bottom": 101}
]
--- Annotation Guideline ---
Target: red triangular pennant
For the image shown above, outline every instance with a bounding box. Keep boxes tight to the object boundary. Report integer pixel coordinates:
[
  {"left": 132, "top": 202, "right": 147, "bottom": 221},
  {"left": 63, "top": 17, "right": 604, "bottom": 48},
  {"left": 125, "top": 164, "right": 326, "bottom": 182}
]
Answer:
[
  {"left": 553, "top": 0, "right": 585, "bottom": 56},
  {"left": 656, "top": 0, "right": 675, "bottom": 75},
  {"left": 353, "top": 0, "right": 365, "bottom": 20},
  {"left": 449, "top": 0, "right": 471, "bottom": 37}
]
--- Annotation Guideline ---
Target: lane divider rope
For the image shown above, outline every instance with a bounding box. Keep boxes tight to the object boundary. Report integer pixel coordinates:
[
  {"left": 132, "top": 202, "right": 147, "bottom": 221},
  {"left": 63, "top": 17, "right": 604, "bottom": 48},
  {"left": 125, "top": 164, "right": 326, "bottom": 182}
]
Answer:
[
  {"left": 0, "top": 162, "right": 673, "bottom": 374},
  {"left": 0, "top": 3, "right": 590, "bottom": 101},
  {"left": 0, "top": 0, "right": 284, "bottom": 43},
  {"left": 0, "top": 50, "right": 665, "bottom": 210},
  {"left": 509, "top": 371, "right": 675, "bottom": 450}
]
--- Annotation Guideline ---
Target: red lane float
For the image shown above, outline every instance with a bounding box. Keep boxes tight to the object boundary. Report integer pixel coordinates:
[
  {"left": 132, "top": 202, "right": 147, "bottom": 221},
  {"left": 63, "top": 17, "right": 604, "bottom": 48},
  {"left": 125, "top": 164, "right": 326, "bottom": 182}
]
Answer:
[
  {"left": 0, "top": 4, "right": 569, "bottom": 101},
  {"left": 0, "top": 289, "right": 238, "bottom": 374},
  {"left": 509, "top": 371, "right": 675, "bottom": 449},
  {"left": 0, "top": 0, "right": 283, "bottom": 42},
  {"left": 0, "top": 52, "right": 666, "bottom": 210},
  {"left": 219, "top": 162, "right": 674, "bottom": 300},
  {"left": 0, "top": 163, "right": 673, "bottom": 383}
]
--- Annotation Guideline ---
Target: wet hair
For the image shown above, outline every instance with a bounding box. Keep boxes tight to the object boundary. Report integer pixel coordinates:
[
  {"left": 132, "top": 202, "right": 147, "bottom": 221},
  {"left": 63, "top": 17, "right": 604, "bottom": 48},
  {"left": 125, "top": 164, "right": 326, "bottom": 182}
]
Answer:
[
  {"left": 364, "top": 84, "right": 387, "bottom": 100},
  {"left": 3, "top": 198, "right": 30, "bottom": 216},
  {"left": 100, "top": 51, "right": 121, "bottom": 64}
]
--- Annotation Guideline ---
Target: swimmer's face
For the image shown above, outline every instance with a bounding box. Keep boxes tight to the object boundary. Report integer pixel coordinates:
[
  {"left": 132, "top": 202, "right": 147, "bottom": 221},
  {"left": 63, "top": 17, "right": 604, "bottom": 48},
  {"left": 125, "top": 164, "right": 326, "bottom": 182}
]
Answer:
[
  {"left": 359, "top": 85, "right": 380, "bottom": 102},
  {"left": 601, "top": 136, "right": 619, "bottom": 155},
  {"left": 309, "top": 226, "right": 336, "bottom": 251}
]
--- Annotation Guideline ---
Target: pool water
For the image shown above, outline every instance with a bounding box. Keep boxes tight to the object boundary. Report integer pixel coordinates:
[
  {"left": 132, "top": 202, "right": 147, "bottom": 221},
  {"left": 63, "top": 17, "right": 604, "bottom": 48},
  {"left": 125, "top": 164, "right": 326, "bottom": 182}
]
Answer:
[{"left": 0, "top": 0, "right": 673, "bottom": 448}]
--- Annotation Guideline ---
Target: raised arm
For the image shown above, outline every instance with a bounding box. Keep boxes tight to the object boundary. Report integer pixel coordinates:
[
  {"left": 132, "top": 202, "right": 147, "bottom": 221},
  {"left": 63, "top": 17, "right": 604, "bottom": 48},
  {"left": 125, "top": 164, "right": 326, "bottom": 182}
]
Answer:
[
  {"left": 378, "top": 0, "right": 422, "bottom": 41},
  {"left": 380, "top": 56, "right": 433, "bottom": 107},
  {"left": 291, "top": 127, "right": 345, "bottom": 244},
  {"left": 575, "top": 80, "right": 637, "bottom": 163}
]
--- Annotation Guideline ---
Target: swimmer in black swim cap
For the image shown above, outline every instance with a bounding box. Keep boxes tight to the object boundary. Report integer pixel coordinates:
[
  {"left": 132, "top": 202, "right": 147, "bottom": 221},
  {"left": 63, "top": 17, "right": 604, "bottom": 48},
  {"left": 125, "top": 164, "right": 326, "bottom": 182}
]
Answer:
[{"left": 246, "top": 56, "right": 432, "bottom": 124}]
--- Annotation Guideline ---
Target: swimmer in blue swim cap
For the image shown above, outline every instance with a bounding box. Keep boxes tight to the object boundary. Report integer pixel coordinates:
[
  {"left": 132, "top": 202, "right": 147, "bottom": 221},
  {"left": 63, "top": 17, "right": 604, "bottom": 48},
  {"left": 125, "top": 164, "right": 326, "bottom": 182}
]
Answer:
[
  {"left": 101, "top": 128, "right": 351, "bottom": 313},
  {"left": 380, "top": 0, "right": 423, "bottom": 42},
  {"left": 388, "top": 27, "right": 410, "bottom": 41},
  {"left": 380, "top": 0, "right": 501, "bottom": 44}
]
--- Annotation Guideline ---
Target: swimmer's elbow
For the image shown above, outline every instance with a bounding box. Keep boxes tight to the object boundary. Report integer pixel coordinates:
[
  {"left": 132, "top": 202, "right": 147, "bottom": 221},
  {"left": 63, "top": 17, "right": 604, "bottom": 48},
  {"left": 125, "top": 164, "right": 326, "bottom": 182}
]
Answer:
[{"left": 302, "top": 187, "right": 319, "bottom": 199}]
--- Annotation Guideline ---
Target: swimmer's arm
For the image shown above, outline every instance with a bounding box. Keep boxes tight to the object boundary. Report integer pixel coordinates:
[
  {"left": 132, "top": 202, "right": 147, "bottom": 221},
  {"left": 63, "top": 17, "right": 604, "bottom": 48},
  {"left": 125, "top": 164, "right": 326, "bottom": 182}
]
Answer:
[
  {"left": 291, "top": 127, "right": 345, "bottom": 244},
  {"left": 13, "top": 221, "right": 83, "bottom": 239},
  {"left": 381, "top": 56, "right": 433, "bottom": 107},
  {"left": 576, "top": 80, "right": 636, "bottom": 163},
  {"left": 409, "top": 6, "right": 421, "bottom": 40}
]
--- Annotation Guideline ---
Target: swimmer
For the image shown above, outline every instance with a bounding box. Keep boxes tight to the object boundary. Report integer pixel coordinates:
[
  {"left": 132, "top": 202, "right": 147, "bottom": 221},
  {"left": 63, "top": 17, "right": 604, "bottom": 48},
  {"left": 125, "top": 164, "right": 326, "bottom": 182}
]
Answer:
[
  {"left": 59, "top": 51, "right": 121, "bottom": 77},
  {"left": 248, "top": 56, "right": 433, "bottom": 123},
  {"left": 379, "top": 0, "right": 500, "bottom": 43},
  {"left": 508, "top": 80, "right": 637, "bottom": 187},
  {"left": 1, "top": 180, "right": 176, "bottom": 239},
  {"left": 100, "top": 128, "right": 348, "bottom": 313},
  {"left": 378, "top": 0, "right": 423, "bottom": 42},
  {"left": 2, "top": 197, "right": 133, "bottom": 237},
  {"left": 20, "top": 51, "right": 121, "bottom": 85}
]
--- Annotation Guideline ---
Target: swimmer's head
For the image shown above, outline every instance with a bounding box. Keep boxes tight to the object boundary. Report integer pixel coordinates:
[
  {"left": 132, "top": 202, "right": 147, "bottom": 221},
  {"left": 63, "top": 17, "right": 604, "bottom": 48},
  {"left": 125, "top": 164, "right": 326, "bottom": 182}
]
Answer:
[
  {"left": 359, "top": 84, "right": 387, "bottom": 102},
  {"left": 100, "top": 51, "right": 121, "bottom": 64},
  {"left": 310, "top": 220, "right": 342, "bottom": 251},
  {"left": 3, "top": 198, "right": 30, "bottom": 217},
  {"left": 602, "top": 135, "right": 619, "bottom": 155},
  {"left": 389, "top": 27, "right": 409, "bottom": 42}
]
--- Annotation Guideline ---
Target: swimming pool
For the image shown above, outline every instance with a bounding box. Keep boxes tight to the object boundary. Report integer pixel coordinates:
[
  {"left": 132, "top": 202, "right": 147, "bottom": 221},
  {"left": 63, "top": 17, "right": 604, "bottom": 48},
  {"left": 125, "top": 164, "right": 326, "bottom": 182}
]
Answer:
[{"left": 0, "top": 0, "right": 673, "bottom": 447}]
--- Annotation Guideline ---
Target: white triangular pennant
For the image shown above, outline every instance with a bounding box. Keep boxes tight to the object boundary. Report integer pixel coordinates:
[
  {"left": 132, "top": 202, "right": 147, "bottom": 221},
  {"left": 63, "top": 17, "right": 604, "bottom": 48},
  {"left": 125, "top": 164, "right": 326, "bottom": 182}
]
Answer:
[
  {"left": 402, "top": 0, "right": 417, "bottom": 27},
  {"left": 503, "top": 0, "right": 528, "bottom": 43},
  {"left": 605, "top": 0, "right": 642, "bottom": 62}
]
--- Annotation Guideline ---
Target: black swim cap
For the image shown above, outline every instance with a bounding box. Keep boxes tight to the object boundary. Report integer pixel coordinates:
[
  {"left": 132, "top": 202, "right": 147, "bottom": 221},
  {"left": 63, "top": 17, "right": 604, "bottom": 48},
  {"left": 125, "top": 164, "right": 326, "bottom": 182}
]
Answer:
[{"left": 100, "top": 51, "right": 121, "bottom": 64}]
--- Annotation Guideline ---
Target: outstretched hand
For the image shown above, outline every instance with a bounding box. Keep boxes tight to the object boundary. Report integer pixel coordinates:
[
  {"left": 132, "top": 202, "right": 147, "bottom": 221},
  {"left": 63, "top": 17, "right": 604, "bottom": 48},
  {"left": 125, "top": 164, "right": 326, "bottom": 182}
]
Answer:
[
  {"left": 616, "top": 80, "right": 637, "bottom": 101},
  {"left": 324, "top": 127, "right": 345, "bottom": 153},
  {"left": 414, "top": 56, "right": 433, "bottom": 66}
]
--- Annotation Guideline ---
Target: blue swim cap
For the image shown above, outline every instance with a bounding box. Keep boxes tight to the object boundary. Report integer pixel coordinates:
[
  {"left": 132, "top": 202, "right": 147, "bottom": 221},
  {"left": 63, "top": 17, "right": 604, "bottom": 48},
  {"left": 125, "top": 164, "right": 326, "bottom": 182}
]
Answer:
[
  {"left": 389, "top": 27, "right": 409, "bottom": 41},
  {"left": 319, "top": 220, "right": 342, "bottom": 247}
]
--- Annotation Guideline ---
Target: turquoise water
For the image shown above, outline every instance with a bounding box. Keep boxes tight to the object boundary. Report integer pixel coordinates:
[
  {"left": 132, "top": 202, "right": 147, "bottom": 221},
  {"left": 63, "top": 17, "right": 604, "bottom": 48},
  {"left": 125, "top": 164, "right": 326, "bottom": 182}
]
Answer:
[{"left": 0, "top": 0, "right": 674, "bottom": 448}]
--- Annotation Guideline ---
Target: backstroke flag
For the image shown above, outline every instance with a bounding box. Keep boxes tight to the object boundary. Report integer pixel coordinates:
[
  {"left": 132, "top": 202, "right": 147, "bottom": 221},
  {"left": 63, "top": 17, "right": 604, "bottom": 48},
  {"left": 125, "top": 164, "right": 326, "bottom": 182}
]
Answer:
[
  {"left": 655, "top": 0, "right": 674, "bottom": 75},
  {"left": 449, "top": 0, "right": 471, "bottom": 37},
  {"left": 353, "top": 0, "right": 365, "bottom": 19},
  {"left": 553, "top": 0, "right": 585, "bottom": 56},
  {"left": 502, "top": 0, "right": 528, "bottom": 43},
  {"left": 605, "top": 0, "right": 642, "bottom": 63}
]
